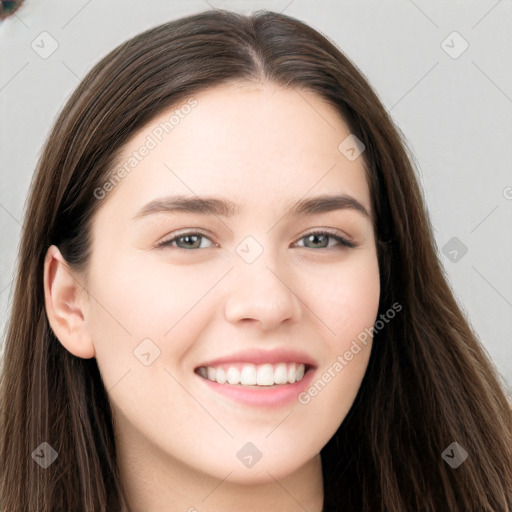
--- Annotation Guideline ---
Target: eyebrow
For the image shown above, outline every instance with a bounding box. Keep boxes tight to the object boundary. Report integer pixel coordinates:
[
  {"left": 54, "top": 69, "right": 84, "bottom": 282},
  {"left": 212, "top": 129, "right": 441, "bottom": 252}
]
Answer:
[{"left": 133, "top": 193, "right": 371, "bottom": 220}]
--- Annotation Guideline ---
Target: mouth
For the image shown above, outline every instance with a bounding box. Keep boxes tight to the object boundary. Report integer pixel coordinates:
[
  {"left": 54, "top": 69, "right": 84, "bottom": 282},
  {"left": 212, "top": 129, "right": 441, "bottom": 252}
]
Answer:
[
  {"left": 194, "top": 362, "right": 315, "bottom": 388},
  {"left": 194, "top": 360, "right": 317, "bottom": 407}
]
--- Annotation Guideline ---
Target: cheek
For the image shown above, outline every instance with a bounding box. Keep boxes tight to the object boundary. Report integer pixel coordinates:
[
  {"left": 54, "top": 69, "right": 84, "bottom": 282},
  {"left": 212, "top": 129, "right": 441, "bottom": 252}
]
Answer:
[
  {"left": 305, "top": 249, "right": 380, "bottom": 344},
  {"left": 84, "top": 253, "right": 225, "bottom": 382},
  {"left": 286, "top": 251, "right": 380, "bottom": 457}
]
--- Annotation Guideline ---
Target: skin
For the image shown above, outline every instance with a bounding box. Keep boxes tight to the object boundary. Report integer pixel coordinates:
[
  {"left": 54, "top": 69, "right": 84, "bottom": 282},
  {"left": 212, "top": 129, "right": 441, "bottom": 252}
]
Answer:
[{"left": 44, "top": 81, "right": 380, "bottom": 512}]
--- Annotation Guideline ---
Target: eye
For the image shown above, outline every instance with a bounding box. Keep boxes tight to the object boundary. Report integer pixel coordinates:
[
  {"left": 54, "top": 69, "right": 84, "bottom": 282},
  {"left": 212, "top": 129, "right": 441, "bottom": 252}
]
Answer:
[
  {"left": 157, "top": 231, "right": 216, "bottom": 250},
  {"left": 294, "top": 229, "right": 356, "bottom": 249},
  {"left": 156, "top": 228, "right": 356, "bottom": 251}
]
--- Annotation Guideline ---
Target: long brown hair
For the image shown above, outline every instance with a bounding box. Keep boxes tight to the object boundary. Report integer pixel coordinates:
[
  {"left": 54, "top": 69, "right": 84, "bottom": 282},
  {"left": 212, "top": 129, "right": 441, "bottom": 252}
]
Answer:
[{"left": 1, "top": 9, "right": 510, "bottom": 512}]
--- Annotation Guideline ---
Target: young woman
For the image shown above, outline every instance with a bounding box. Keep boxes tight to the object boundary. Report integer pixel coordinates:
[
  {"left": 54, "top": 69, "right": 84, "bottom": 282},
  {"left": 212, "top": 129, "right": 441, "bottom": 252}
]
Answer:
[{"left": 1, "top": 9, "right": 510, "bottom": 512}]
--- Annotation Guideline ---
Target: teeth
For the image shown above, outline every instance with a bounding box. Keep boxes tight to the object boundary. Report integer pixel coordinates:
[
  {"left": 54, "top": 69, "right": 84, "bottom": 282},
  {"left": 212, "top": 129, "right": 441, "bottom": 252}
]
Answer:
[
  {"left": 240, "top": 364, "right": 257, "bottom": 385},
  {"left": 216, "top": 366, "right": 227, "bottom": 384},
  {"left": 226, "top": 367, "right": 240, "bottom": 385},
  {"left": 295, "top": 363, "right": 305, "bottom": 381},
  {"left": 287, "top": 362, "right": 296, "bottom": 383},
  {"left": 198, "top": 362, "right": 308, "bottom": 386},
  {"left": 273, "top": 363, "right": 288, "bottom": 384}
]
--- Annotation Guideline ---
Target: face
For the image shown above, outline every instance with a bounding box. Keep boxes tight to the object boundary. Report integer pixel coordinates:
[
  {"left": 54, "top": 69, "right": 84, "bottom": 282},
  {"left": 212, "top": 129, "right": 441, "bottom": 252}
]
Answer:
[{"left": 73, "top": 82, "right": 380, "bottom": 484}]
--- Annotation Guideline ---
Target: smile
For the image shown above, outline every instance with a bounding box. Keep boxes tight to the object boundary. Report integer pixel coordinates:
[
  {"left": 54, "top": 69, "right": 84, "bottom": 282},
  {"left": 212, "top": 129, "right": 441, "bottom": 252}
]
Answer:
[{"left": 196, "top": 362, "right": 309, "bottom": 387}]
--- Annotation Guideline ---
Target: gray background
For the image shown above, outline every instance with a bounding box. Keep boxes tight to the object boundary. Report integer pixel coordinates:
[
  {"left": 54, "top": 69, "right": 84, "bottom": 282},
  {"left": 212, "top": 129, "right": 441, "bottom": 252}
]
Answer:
[{"left": 1, "top": 0, "right": 511, "bottom": 394}]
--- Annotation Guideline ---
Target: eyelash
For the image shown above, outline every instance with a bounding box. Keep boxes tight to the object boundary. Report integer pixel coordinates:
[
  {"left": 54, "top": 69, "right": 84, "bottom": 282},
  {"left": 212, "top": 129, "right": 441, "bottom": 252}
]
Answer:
[{"left": 156, "top": 228, "right": 356, "bottom": 250}]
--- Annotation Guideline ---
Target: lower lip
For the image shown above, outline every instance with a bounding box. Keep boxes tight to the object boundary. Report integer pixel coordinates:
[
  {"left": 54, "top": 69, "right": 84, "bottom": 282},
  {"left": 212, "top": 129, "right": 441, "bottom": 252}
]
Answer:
[{"left": 197, "top": 368, "right": 316, "bottom": 407}]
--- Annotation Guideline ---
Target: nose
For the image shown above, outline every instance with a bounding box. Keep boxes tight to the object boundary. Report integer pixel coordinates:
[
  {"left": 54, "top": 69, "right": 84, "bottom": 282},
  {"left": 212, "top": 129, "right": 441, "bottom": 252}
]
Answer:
[{"left": 223, "top": 256, "right": 302, "bottom": 331}]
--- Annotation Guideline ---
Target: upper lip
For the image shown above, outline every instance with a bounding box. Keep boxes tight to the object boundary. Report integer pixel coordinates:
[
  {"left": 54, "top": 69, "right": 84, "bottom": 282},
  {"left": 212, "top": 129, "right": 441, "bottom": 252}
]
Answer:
[{"left": 196, "top": 348, "right": 318, "bottom": 369}]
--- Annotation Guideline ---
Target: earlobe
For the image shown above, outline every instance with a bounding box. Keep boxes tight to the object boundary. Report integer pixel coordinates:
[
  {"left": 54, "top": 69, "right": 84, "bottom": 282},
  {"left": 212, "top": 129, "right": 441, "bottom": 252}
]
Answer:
[{"left": 43, "top": 245, "right": 96, "bottom": 359}]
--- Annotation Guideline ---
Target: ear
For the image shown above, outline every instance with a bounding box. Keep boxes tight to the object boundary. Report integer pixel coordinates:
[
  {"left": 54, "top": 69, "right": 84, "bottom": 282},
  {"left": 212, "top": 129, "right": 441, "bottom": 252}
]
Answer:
[{"left": 43, "top": 245, "right": 95, "bottom": 359}]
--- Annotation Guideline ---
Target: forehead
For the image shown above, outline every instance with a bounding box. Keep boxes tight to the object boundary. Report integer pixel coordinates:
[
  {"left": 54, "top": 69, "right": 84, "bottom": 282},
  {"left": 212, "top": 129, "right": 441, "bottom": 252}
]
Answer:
[{"left": 99, "top": 81, "right": 371, "bottom": 218}]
